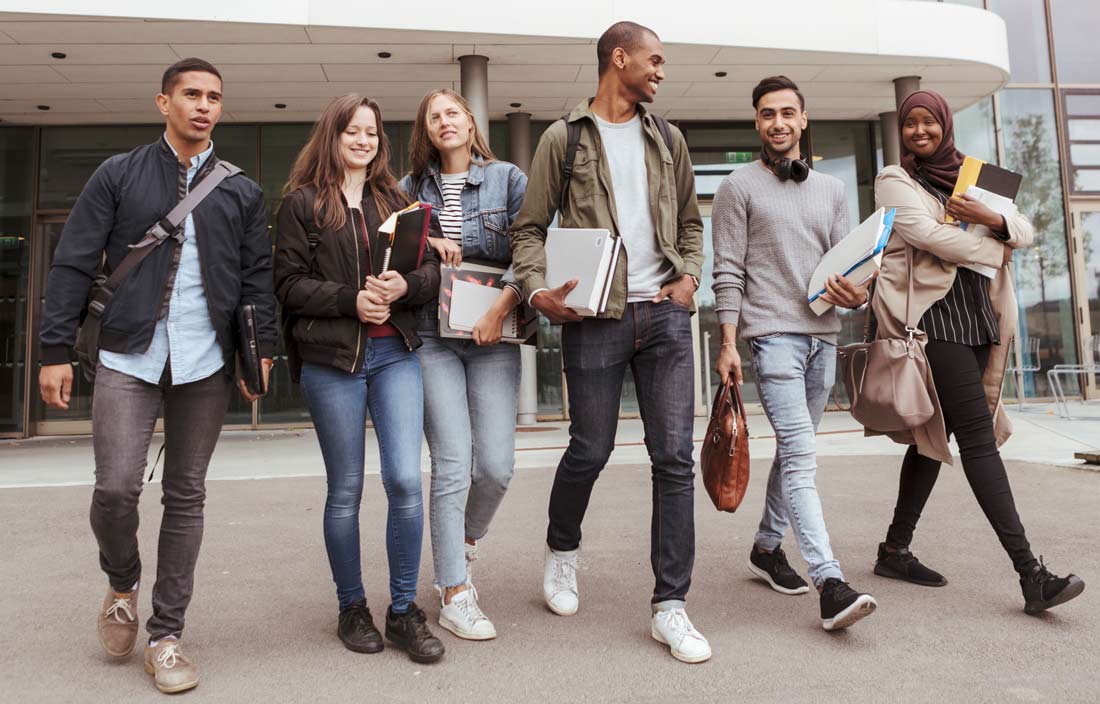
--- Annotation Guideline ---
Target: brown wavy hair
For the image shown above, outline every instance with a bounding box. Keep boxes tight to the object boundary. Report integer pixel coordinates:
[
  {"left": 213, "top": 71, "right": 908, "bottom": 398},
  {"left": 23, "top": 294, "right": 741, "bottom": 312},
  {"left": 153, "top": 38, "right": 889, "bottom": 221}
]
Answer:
[
  {"left": 408, "top": 89, "right": 496, "bottom": 181},
  {"left": 284, "top": 94, "right": 407, "bottom": 232}
]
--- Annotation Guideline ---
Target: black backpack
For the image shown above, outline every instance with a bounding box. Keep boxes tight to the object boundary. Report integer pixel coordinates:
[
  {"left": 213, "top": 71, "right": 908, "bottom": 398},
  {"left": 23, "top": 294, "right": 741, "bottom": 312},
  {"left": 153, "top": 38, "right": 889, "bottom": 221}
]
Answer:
[{"left": 558, "top": 114, "right": 674, "bottom": 213}]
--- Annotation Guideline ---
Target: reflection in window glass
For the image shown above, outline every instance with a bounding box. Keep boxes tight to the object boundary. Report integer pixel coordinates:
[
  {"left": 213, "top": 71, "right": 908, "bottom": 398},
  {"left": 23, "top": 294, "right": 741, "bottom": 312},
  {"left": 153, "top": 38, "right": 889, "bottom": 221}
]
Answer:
[
  {"left": 39, "top": 126, "right": 162, "bottom": 210},
  {"left": 813, "top": 121, "right": 876, "bottom": 227},
  {"left": 988, "top": 0, "right": 1053, "bottom": 84},
  {"left": 0, "top": 128, "right": 34, "bottom": 433},
  {"left": 953, "top": 97, "right": 998, "bottom": 163},
  {"left": 1070, "top": 144, "right": 1100, "bottom": 166},
  {"left": 1049, "top": 0, "right": 1100, "bottom": 85},
  {"left": 1067, "top": 120, "right": 1100, "bottom": 141},
  {"left": 1000, "top": 89, "right": 1078, "bottom": 397},
  {"left": 1073, "top": 170, "right": 1100, "bottom": 192}
]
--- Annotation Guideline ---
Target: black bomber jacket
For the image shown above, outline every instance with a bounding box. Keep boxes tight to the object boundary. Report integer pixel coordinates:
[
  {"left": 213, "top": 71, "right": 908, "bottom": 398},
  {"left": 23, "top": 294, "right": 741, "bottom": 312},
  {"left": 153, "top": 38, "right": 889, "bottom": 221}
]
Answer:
[
  {"left": 273, "top": 186, "right": 440, "bottom": 380},
  {"left": 39, "top": 137, "right": 278, "bottom": 367}
]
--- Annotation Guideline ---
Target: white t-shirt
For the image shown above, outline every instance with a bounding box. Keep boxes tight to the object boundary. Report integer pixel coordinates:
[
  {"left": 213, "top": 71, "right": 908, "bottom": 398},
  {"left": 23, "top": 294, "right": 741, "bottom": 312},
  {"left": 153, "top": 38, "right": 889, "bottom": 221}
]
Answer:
[
  {"left": 593, "top": 113, "right": 672, "bottom": 301},
  {"left": 438, "top": 172, "right": 467, "bottom": 241}
]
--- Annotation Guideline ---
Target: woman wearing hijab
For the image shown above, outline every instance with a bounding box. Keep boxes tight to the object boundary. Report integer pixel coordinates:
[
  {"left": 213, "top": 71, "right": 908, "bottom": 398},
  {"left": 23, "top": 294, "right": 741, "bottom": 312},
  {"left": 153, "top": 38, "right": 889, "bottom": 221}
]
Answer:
[{"left": 869, "top": 90, "right": 1084, "bottom": 615}]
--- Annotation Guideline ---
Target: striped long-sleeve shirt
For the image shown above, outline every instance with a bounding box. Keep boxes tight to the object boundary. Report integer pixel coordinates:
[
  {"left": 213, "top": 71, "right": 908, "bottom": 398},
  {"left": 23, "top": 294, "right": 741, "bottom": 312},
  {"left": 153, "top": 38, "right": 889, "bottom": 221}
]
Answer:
[{"left": 919, "top": 267, "right": 1000, "bottom": 345}]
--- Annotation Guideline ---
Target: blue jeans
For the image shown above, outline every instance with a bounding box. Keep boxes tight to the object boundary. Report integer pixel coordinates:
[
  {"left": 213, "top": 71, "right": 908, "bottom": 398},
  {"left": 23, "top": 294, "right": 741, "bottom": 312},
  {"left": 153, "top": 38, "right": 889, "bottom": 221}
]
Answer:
[
  {"left": 418, "top": 336, "right": 521, "bottom": 589},
  {"left": 751, "top": 334, "right": 843, "bottom": 587},
  {"left": 299, "top": 337, "right": 425, "bottom": 612},
  {"left": 547, "top": 300, "right": 696, "bottom": 604}
]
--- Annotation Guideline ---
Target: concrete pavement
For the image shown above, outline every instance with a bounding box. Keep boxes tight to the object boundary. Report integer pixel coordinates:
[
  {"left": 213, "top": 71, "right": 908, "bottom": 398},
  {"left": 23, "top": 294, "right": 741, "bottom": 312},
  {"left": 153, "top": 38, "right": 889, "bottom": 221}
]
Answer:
[{"left": 2, "top": 423, "right": 1098, "bottom": 702}]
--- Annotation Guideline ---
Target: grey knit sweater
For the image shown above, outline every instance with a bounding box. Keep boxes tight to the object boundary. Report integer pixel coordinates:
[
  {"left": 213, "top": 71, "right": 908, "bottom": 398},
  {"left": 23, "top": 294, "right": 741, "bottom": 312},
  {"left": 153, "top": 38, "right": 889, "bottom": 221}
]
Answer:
[{"left": 711, "top": 161, "right": 849, "bottom": 343}]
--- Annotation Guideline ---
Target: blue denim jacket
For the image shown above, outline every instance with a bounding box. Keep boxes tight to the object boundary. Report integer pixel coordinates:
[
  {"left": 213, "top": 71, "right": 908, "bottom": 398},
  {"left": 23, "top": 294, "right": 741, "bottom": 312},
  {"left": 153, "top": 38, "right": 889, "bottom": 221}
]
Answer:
[{"left": 401, "top": 159, "right": 527, "bottom": 332}]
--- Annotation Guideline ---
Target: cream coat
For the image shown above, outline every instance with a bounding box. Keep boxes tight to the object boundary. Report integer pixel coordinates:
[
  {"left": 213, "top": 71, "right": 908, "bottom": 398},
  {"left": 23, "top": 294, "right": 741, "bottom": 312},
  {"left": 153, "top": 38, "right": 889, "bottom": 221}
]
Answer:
[{"left": 869, "top": 165, "right": 1035, "bottom": 464}]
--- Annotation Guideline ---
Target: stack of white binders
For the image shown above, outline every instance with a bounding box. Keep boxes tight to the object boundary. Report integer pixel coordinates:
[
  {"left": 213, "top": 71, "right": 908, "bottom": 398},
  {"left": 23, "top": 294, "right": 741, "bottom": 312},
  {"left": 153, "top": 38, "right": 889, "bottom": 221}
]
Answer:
[{"left": 544, "top": 228, "right": 621, "bottom": 316}]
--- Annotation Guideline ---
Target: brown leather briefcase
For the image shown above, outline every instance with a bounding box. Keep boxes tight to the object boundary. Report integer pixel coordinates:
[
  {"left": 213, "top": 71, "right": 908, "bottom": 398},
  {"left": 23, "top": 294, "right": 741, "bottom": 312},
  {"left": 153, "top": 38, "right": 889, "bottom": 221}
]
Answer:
[{"left": 701, "top": 377, "right": 750, "bottom": 512}]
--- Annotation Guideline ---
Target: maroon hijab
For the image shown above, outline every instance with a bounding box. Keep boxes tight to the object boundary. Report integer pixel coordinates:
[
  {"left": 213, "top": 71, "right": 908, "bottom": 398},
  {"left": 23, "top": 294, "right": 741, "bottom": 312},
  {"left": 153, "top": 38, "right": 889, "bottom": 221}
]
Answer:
[{"left": 898, "top": 90, "right": 965, "bottom": 195}]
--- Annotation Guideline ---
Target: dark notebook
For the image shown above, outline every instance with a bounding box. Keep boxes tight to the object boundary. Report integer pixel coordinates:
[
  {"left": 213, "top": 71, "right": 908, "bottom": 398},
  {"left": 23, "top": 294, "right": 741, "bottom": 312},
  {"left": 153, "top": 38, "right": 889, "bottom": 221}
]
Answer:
[
  {"left": 235, "top": 304, "right": 265, "bottom": 396},
  {"left": 380, "top": 203, "right": 431, "bottom": 274}
]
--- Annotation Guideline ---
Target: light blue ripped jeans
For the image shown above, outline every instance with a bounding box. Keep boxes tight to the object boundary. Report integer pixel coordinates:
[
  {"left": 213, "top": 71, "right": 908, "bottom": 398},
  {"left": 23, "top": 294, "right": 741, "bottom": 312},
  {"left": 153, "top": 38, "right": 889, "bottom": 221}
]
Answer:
[{"left": 750, "top": 333, "right": 843, "bottom": 587}]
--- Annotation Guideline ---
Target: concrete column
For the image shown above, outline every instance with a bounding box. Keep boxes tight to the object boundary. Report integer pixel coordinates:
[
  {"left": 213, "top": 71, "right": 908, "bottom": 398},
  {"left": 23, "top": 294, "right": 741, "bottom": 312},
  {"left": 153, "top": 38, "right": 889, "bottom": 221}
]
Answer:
[
  {"left": 508, "top": 110, "right": 538, "bottom": 426},
  {"left": 459, "top": 55, "right": 490, "bottom": 138},
  {"left": 893, "top": 75, "right": 921, "bottom": 109},
  {"left": 506, "top": 111, "right": 532, "bottom": 172},
  {"left": 880, "top": 111, "right": 900, "bottom": 166}
]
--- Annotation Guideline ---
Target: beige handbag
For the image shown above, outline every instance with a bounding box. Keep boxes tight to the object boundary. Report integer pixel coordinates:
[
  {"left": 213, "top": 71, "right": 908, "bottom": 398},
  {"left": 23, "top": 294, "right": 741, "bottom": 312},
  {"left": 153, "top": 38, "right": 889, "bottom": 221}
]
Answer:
[{"left": 838, "top": 244, "right": 936, "bottom": 432}]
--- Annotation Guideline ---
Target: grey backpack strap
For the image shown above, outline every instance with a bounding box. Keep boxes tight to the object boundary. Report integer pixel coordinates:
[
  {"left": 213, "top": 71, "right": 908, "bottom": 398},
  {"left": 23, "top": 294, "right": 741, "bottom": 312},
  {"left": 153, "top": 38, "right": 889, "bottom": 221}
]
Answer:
[{"left": 87, "top": 160, "right": 242, "bottom": 317}]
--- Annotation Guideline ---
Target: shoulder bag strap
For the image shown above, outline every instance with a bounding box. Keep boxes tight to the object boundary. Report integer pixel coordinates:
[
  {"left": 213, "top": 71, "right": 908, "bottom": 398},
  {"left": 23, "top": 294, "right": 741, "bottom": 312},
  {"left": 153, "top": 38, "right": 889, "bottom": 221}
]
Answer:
[
  {"left": 560, "top": 118, "right": 582, "bottom": 215},
  {"left": 903, "top": 242, "right": 916, "bottom": 339},
  {"left": 87, "top": 159, "right": 242, "bottom": 317}
]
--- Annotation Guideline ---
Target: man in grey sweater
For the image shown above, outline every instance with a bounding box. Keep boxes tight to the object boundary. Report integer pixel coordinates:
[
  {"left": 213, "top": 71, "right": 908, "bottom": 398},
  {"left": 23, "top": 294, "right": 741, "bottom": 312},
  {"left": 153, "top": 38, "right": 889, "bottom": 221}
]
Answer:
[{"left": 711, "top": 76, "right": 877, "bottom": 631}]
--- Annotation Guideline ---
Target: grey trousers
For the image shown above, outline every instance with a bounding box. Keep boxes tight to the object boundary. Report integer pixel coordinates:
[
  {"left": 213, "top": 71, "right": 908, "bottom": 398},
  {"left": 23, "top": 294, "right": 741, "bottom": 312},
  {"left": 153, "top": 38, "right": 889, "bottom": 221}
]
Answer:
[{"left": 90, "top": 363, "right": 231, "bottom": 640}]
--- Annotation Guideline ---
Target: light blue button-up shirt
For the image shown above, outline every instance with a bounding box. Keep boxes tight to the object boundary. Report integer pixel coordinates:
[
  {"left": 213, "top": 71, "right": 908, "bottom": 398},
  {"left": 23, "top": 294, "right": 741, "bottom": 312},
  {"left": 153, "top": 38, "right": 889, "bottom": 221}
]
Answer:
[{"left": 99, "top": 137, "right": 224, "bottom": 385}]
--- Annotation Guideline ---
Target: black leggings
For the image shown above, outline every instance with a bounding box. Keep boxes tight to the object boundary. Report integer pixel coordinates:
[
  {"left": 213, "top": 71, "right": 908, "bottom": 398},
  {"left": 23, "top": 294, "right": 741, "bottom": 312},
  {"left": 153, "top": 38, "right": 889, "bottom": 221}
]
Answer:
[{"left": 885, "top": 340, "right": 1038, "bottom": 574}]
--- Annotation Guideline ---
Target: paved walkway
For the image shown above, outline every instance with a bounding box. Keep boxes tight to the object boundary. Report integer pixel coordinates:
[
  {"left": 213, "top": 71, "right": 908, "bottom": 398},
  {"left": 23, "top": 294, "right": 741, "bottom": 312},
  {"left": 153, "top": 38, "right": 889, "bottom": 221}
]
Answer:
[{"left": 1, "top": 405, "right": 1097, "bottom": 702}]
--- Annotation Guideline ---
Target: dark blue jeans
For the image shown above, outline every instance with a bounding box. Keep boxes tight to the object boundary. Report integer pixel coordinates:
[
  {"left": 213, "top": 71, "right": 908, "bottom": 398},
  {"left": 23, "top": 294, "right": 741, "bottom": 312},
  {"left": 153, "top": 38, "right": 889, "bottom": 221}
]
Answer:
[
  {"left": 300, "top": 337, "right": 425, "bottom": 612},
  {"left": 547, "top": 300, "right": 696, "bottom": 604}
]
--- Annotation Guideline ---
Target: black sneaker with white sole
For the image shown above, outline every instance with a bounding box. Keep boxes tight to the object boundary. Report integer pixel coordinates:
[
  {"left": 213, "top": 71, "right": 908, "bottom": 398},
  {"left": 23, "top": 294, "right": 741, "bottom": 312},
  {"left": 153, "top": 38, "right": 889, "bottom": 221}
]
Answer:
[
  {"left": 1020, "top": 558, "right": 1085, "bottom": 615},
  {"left": 749, "top": 546, "right": 809, "bottom": 595},
  {"left": 819, "top": 578, "right": 877, "bottom": 631}
]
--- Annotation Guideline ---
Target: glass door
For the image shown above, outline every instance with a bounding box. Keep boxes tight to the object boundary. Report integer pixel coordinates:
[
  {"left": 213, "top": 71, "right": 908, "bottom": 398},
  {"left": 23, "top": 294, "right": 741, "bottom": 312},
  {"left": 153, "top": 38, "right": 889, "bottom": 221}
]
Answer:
[{"left": 1070, "top": 204, "right": 1100, "bottom": 398}]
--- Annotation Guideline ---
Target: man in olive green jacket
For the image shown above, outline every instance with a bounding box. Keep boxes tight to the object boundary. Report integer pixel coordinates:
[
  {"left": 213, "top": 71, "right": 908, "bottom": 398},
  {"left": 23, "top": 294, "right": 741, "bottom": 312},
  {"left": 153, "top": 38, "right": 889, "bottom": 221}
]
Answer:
[{"left": 510, "top": 21, "right": 710, "bottom": 664}]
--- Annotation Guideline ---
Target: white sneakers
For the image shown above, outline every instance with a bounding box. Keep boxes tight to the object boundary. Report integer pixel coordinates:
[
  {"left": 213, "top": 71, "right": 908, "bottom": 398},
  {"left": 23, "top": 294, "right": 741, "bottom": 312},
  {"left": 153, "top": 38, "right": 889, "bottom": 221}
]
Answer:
[
  {"left": 650, "top": 606, "right": 712, "bottom": 664},
  {"left": 542, "top": 546, "right": 579, "bottom": 616},
  {"left": 439, "top": 585, "right": 497, "bottom": 641}
]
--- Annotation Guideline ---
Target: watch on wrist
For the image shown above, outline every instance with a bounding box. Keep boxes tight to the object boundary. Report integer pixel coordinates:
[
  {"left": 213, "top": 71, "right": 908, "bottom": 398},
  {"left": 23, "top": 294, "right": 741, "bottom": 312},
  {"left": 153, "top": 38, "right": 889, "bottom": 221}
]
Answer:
[{"left": 688, "top": 274, "right": 700, "bottom": 291}]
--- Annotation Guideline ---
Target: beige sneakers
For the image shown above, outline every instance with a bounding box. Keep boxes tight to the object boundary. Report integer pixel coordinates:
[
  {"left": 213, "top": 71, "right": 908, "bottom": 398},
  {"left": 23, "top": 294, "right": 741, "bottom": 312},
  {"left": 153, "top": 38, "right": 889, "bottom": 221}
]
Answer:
[
  {"left": 96, "top": 585, "right": 139, "bottom": 657},
  {"left": 143, "top": 638, "right": 199, "bottom": 694}
]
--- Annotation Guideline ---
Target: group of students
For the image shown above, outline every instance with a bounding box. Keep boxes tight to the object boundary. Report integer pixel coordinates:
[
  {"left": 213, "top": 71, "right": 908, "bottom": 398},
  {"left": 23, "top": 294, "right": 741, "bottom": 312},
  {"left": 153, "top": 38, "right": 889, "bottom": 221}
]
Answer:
[{"left": 37, "top": 20, "right": 1084, "bottom": 695}]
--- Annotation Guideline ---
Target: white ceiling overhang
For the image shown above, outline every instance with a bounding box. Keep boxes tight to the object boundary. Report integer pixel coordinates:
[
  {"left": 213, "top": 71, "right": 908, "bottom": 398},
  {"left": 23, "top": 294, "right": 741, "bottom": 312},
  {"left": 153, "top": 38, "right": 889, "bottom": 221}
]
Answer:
[{"left": 0, "top": 1, "right": 1011, "bottom": 125}]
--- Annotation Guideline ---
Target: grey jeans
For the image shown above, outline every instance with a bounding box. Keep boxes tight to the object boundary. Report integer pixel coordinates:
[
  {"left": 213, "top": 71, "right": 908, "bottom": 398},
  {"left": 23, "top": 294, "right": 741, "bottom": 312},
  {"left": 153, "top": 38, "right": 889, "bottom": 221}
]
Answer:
[
  {"left": 90, "top": 363, "right": 231, "bottom": 639},
  {"left": 417, "top": 336, "right": 520, "bottom": 590}
]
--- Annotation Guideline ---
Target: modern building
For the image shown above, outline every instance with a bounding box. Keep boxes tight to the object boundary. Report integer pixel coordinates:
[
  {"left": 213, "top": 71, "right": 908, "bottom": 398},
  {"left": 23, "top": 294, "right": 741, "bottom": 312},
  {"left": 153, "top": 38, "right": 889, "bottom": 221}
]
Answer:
[{"left": 0, "top": 0, "right": 1096, "bottom": 437}]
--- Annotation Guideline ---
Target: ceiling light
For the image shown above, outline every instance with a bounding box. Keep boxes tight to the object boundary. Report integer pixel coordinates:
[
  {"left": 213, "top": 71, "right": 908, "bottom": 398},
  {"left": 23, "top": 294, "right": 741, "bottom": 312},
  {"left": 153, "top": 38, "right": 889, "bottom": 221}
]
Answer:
[
  {"left": 510, "top": 102, "right": 522, "bottom": 108},
  {"left": 37, "top": 105, "right": 50, "bottom": 111},
  {"left": 274, "top": 103, "right": 287, "bottom": 109},
  {"left": 51, "top": 52, "right": 67, "bottom": 59},
  {"left": 714, "top": 71, "right": 727, "bottom": 78},
  {"left": 377, "top": 51, "right": 392, "bottom": 59}
]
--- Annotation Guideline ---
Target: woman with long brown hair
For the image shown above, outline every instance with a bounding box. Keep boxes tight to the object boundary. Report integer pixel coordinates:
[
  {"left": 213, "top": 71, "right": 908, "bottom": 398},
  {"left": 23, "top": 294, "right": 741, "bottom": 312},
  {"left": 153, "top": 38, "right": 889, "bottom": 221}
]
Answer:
[
  {"left": 400, "top": 88, "right": 527, "bottom": 641},
  {"left": 274, "top": 94, "right": 444, "bottom": 662},
  {"left": 870, "top": 90, "right": 1084, "bottom": 615}
]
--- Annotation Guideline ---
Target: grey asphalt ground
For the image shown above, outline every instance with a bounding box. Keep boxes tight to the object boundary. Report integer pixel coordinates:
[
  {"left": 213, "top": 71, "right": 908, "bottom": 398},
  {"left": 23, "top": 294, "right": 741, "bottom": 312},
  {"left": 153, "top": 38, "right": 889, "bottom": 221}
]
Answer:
[{"left": 3, "top": 454, "right": 1098, "bottom": 703}]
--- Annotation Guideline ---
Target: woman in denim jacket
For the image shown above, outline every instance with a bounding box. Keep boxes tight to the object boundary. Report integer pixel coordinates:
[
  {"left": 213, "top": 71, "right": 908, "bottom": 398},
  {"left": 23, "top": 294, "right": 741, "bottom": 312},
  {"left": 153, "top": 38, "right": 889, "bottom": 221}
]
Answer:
[{"left": 400, "top": 89, "right": 527, "bottom": 641}]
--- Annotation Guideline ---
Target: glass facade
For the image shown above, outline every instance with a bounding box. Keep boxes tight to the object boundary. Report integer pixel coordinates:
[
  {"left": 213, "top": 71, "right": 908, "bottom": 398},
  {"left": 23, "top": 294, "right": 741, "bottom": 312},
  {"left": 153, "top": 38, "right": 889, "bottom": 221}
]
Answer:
[{"left": 3, "top": 0, "right": 1099, "bottom": 434}]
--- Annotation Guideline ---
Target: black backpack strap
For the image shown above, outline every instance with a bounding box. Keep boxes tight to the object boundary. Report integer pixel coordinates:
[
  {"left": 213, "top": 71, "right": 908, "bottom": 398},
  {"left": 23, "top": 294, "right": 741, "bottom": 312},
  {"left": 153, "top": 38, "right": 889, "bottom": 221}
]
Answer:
[
  {"left": 559, "top": 117, "right": 583, "bottom": 215},
  {"left": 87, "top": 159, "right": 242, "bottom": 318},
  {"left": 651, "top": 115, "right": 674, "bottom": 153}
]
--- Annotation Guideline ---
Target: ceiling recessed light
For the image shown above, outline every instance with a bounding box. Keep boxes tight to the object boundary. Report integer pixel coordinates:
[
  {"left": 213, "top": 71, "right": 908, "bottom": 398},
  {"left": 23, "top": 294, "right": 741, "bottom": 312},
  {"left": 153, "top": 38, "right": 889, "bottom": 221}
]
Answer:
[
  {"left": 37, "top": 105, "right": 50, "bottom": 111},
  {"left": 377, "top": 51, "right": 392, "bottom": 59},
  {"left": 510, "top": 102, "right": 522, "bottom": 108},
  {"left": 51, "top": 52, "right": 67, "bottom": 60},
  {"left": 714, "top": 71, "right": 728, "bottom": 78},
  {"left": 274, "top": 103, "right": 287, "bottom": 109}
]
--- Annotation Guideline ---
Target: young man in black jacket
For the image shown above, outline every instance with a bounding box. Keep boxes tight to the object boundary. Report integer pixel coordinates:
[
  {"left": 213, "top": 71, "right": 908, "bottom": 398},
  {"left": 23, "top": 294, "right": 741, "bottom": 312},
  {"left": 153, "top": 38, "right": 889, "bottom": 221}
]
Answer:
[{"left": 38, "top": 58, "right": 277, "bottom": 694}]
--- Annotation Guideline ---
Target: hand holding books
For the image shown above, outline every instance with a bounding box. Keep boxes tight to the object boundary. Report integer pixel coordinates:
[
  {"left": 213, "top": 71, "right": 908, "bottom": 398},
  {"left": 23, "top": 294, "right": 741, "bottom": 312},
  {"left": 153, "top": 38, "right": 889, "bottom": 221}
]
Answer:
[{"left": 531, "top": 280, "right": 582, "bottom": 324}]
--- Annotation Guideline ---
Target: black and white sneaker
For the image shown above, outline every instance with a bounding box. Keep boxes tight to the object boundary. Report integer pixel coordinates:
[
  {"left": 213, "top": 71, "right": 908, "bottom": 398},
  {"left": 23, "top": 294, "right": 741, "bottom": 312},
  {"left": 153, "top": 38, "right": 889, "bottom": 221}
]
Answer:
[
  {"left": 749, "top": 546, "right": 809, "bottom": 595},
  {"left": 819, "top": 578, "right": 877, "bottom": 631}
]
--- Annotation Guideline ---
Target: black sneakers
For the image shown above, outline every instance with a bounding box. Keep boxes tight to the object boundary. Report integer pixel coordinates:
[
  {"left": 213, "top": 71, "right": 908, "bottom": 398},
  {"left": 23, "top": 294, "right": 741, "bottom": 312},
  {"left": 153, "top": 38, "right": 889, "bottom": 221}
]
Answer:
[
  {"left": 385, "top": 602, "right": 445, "bottom": 664},
  {"left": 749, "top": 545, "right": 809, "bottom": 595},
  {"left": 337, "top": 600, "right": 384, "bottom": 653},
  {"left": 819, "top": 578, "right": 877, "bottom": 631},
  {"left": 874, "top": 542, "right": 948, "bottom": 587},
  {"left": 1020, "top": 558, "right": 1086, "bottom": 615}
]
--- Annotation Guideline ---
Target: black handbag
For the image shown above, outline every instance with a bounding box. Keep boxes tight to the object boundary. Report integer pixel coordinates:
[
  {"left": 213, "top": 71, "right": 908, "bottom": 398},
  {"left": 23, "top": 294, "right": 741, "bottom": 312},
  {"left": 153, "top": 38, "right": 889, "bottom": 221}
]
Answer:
[{"left": 74, "top": 160, "right": 242, "bottom": 381}]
